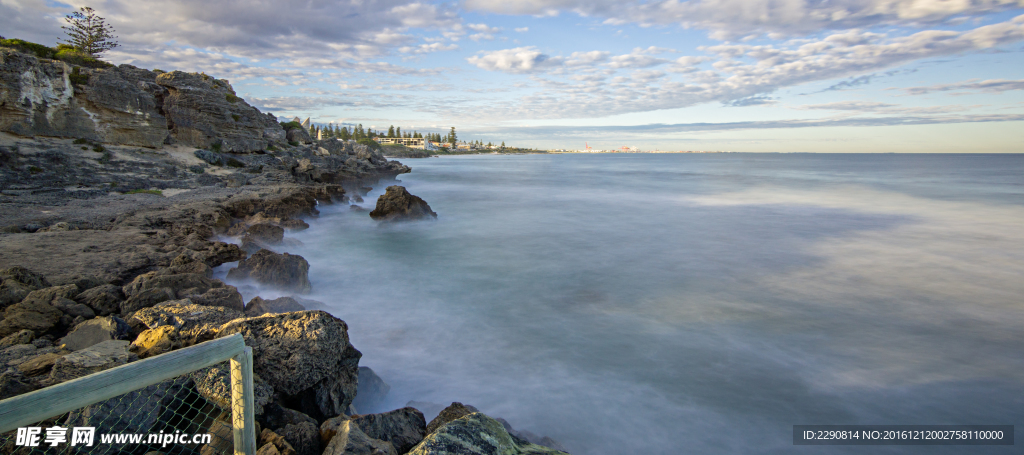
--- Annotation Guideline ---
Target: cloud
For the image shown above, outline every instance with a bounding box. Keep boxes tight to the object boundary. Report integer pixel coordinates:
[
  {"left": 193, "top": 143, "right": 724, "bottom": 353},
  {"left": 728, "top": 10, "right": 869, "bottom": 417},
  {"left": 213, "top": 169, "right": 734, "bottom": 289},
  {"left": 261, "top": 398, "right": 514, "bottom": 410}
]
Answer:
[
  {"left": 515, "top": 27, "right": 530, "bottom": 32},
  {"left": 467, "top": 47, "right": 565, "bottom": 73},
  {"left": 608, "top": 49, "right": 671, "bottom": 69},
  {"left": 723, "top": 95, "right": 777, "bottom": 107},
  {"left": 900, "top": 78, "right": 1024, "bottom": 95},
  {"left": 399, "top": 42, "right": 460, "bottom": 54}
]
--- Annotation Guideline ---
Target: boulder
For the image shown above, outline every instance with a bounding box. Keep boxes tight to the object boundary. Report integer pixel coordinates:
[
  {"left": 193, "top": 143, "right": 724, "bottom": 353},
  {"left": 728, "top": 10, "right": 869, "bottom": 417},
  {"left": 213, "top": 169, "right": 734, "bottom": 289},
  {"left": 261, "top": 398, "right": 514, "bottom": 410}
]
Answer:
[
  {"left": 75, "top": 284, "right": 125, "bottom": 315},
  {"left": 188, "top": 286, "right": 245, "bottom": 312},
  {"left": 216, "top": 311, "right": 360, "bottom": 414},
  {"left": 260, "top": 429, "right": 298, "bottom": 455},
  {"left": 16, "top": 352, "right": 63, "bottom": 376},
  {"left": 321, "top": 419, "right": 396, "bottom": 455},
  {"left": 351, "top": 407, "right": 426, "bottom": 454},
  {"left": 0, "top": 299, "right": 63, "bottom": 338},
  {"left": 351, "top": 366, "right": 391, "bottom": 414},
  {"left": 0, "top": 329, "right": 34, "bottom": 348},
  {"left": 156, "top": 70, "right": 284, "bottom": 152},
  {"left": 241, "top": 223, "right": 285, "bottom": 252},
  {"left": 0, "top": 369, "right": 34, "bottom": 400},
  {"left": 426, "top": 402, "right": 479, "bottom": 435},
  {"left": 58, "top": 316, "right": 129, "bottom": 351},
  {"left": 130, "top": 300, "right": 244, "bottom": 346},
  {"left": 244, "top": 296, "right": 306, "bottom": 317},
  {"left": 21, "top": 284, "right": 80, "bottom": 305},
  {"left": 50, "top": 340, "right": 134, "bottom": 383},
  {"left": 227, "top": 250, "right": 312, "bottom": 293},
  {"left": 408, "top": 413, "right": 568, "bottom": 455},
  {"left": 0, "top": 266, "right": 49, "bottom": 309},
  {"left": 369, "top": 186, "right": 437, "bottom": 222},
  {"left": 130, "top": 325, "right": 181, "bottom": 359},
  {"left": 197, "top": 241, "right": 247, "bottom": 267},
  {"left": 286, "top": 127, "right": 313, "bottom": 145},
  {"left": 191, "top": 364, "right": 274, "bottom": 416},
  {"left": 278, "top": 422, "right": 321, "bottom": 455},
  {"left": 0, "top": 343, "right": 39, "bottom": 367},
  {"left": 121, "top": 287, "right": 176, "bottom": 314},
  {"left": 123, "top": 272, "right": 222, "bottom": 300},
  {"left": 50, "top": 297, "right": 96, "bottom": 319}
]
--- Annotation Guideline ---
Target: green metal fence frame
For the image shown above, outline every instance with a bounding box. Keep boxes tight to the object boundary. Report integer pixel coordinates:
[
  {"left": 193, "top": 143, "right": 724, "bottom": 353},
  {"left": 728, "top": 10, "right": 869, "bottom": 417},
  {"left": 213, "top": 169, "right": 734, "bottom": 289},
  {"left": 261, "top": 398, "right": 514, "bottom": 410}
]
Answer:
[{"left": 0, "top": 333, "right": 256, "bottom": 454}]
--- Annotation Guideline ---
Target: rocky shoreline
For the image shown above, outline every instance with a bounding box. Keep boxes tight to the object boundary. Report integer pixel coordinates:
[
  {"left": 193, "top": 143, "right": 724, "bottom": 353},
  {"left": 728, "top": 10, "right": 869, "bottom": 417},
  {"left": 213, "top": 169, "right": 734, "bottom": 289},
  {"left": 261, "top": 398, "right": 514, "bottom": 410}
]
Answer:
[{"left": 0, "top": 45, "right": 569, "bottom": 454}]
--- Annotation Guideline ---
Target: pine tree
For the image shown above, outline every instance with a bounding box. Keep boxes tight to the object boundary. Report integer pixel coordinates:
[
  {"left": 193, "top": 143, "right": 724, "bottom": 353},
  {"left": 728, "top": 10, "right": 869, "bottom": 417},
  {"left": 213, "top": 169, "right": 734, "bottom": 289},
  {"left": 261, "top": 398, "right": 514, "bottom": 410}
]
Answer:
[
  {"left": 449, "top": 127, "right": 457, "bottom": 145},
  {"left": 395, "top": 127, "right": 401, "bottom": 138},
  {"left": 501, "top": 141, "right": 505, "bottom": 148},
  {"left": 340, "top": 127, "right": 351, "bottom": 140},
  {"left": 61, "top": 7, "right": 119, "bottom": 57},
  {"left": 387, "top": 126, "right": 395, "bottom": 138}
]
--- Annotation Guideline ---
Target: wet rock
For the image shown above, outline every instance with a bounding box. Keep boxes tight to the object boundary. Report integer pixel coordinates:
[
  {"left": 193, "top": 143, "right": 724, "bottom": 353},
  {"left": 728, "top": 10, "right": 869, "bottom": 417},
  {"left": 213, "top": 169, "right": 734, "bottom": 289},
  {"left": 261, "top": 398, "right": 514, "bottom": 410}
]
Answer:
[
  {"left": 227, "top": 250, "right": 312, "bottom": 293},
  {"left": 0, "top": 299, "right": 63, "bottom": 338},
  {"left": 426, "top": 402, "right": 479, "bottom": 435},
  {"left": 321, "top": 419, "right": 396, "bottom": 455},
  {"left": 352, "top": 407, "right": 426, "bottom": 454},
  {"left": 351, "top": 366, "right": 391, "bottom": 414},
  {"left": 279, "top": 219, "right": 310, "bottom": 231},
  {"left": 50, "top": 340, "right": 135, "bottom": 383},
  {"left": 216, "top": 311, "right": 360, "bottom": 413},
  {"left": 369, "top": 186, "right": 437, "bottom": 222},
  {"left": 0, "top": 329, "right": 34, "bottom": 348},
  {"left": 130, "top": 325, "right": 181, "bottom": 358},
  {"left": 241, "top": 223, "right": 285, "bottom": 252},
  {"left": 58, "top": 316, "right": 129, "bottom": 351},
  {"left": 408, "top": 413, "right": 569, "bottom": 455},
  {"left": 244, "top": 296, "right": 306, "bottom": 317},
  {"left": 131, "top": 300, "right": 244, "bottom": 346},
  {"left": 74, "top": 284, "right": 124, "bottom": 316}
]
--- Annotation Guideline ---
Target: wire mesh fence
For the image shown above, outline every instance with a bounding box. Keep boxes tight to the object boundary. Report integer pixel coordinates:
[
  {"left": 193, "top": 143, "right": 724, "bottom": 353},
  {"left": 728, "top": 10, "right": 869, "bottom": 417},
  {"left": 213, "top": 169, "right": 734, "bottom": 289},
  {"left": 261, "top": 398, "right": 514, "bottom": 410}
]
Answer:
[{"left": 0, "top": 335, "right": 255, "bottom": 455}]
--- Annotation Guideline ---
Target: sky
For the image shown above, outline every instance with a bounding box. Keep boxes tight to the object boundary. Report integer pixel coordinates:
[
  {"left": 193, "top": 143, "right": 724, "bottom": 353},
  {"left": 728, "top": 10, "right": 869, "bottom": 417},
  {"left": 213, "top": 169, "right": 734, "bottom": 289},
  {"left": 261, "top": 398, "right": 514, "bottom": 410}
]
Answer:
[{"left": 3, "top": 0, "right": 1024, "bottom": 152}]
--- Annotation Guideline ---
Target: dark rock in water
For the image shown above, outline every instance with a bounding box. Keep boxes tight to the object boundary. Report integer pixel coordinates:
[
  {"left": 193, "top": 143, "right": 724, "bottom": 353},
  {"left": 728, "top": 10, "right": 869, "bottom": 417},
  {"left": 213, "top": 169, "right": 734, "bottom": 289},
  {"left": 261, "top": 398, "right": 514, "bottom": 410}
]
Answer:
[
  {"left": 241, "top": 223, "right": 285, "bottom": 252},
  {"left": 408, "top": 413, "right": 568, "bottom": 455},
  {"left": 351, "top": 407, "right": 426, "bottom": 454},
  {"left": 58, "top": 316, "right": 129, "bottom": 351},
  {"left": 369, "top": 186, "right": 437, "bottom": 222},
  {"left": 288, "top": 343, "right": 361, "bottom": 421},
  {"left": 245, "top": 296, "right": 306, "bottom": 317},
  {"left": 495, "top": 418, "right": 569, "bottom": 452},
  {"left": 279, "top": 219, "right": 310, "bottom": 231},
  {"left": 425, "top": 402, "right": 479, "bottom": 435},
  {"left": 74, "top": 284, "right": 124, "bottom": 316},
  {"left": 217, "top": 310, "right": 360, "bottom": 409},
  {"left": 227, "top": 249, "right": 312, "bottom": 294},
  {"left": 351, "top": 366, "right": 391, "bottom": 414},
  {"left": 349, "top": 205, "right": 367, "bottom": 212}
]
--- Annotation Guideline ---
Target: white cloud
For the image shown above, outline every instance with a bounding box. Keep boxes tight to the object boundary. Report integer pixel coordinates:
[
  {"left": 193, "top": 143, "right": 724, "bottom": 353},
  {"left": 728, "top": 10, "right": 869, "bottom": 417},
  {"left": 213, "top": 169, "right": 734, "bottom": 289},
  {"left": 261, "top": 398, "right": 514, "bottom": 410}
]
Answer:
[
  {"left": 399, "top": 42, "right": 460, "bottom": 54},
  {"left": 467, "top": 47, "right": 565, "bottom": 73},
  {"left": 515, "top": 27, "right": 530, "bottom": 32},
  {"left": 900, "top": 78, "right": 1024, "bottom": 95}
]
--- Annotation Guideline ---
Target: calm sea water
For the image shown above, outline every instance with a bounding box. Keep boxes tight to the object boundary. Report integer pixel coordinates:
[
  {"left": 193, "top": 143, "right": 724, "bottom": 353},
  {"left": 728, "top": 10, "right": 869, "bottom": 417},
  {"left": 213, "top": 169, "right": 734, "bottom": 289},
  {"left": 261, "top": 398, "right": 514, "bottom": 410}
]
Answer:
[{"left": 253, "top": 154, "right": 1024, "bottom": 454}]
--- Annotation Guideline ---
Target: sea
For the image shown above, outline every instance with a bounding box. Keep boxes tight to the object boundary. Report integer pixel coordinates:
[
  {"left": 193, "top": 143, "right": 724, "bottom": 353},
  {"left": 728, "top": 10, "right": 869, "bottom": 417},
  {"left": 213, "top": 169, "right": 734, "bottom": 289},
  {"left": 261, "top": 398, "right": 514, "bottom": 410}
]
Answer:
[{"left": 226, "top": 153, "right": 1024, "bottom": 454}]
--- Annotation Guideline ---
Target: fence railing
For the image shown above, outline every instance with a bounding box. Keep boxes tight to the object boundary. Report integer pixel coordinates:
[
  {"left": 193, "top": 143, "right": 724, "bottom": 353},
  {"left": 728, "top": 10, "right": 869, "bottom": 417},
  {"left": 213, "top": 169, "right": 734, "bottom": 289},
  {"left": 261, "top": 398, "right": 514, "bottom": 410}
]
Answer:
[{"left": 0, "top": 333, "right": 256, "bottom": 454}]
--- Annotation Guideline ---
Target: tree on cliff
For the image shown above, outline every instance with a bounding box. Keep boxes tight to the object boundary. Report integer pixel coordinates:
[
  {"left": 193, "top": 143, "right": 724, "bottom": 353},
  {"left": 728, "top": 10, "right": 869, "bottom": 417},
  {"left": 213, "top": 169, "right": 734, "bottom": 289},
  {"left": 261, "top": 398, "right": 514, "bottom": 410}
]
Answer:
[{"left": 61, "top": 7, "right": 119, "bottom": 57}]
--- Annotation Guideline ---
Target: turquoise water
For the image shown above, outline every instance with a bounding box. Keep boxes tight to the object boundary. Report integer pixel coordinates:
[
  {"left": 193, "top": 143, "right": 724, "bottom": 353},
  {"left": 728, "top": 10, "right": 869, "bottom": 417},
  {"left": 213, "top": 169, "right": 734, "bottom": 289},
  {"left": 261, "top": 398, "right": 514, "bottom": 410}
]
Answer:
[{"left": 283, "top": 154, "right": 1023, "bottom": 454}]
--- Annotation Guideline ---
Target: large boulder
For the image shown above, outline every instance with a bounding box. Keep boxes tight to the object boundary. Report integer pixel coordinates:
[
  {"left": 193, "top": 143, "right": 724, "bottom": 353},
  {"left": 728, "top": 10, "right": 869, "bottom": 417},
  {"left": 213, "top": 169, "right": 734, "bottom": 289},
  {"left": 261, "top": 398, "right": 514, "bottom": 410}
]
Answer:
[
  {"left": 286, "top": 126, "right": 313, "bottom": 145},
  {"left": 244, "top": 296, "right": 306, "bottom": 317},
  {"left": 130, "top": 300, "right": 244, "bottom": 346},
  {"left": 49, "top": 340, "right": 135, "bottom": 383},
  {"left": 57, "top": 316, "right": 130, "bottom": 351},
  {"left": 425, "top": 402, "right": 479, "bottom": 435},
  {"left": 408, "top": 413, "right": 569, "bottom": 455},
  {"left": 0, "top": 267, "right": 49, "bottom": 310},
  {"left": 123, "top": 272, "right": 222, "bottom": 300},
  {"left": 351, "top": 366, "right": 391, "bottom": 414},
  {"left": 156, "top": 70, "right": 284, "bottom": 152},
  {"left": 241, "top": 223, "right": 285, "bottom": 252},
  {"left": 351, "top": 407, "right": 427, "bottom": 454},
  {"left": 227, "top": 250, "right": 312, "bottom": 294},
  {"left": 216, "top": 311, "right": 360, "bottom": 418},
  {"left": 0, "top": 299, "right": 63, "bottom": 338},
  {"left": 188, "top": 286, "right": 245, "bottom": 312},
  {"left": 369, "top": 186, "right": 437, "bottom": 221},
  {"left": 74, "top": 284, "right": 124, "bottom": 316},
  {"left": 130, "top": 325, "right": 181, "bottom": 358},
  {"left": 321, "top": 419, "right": 396, "bottom": 455},
  {"left": 191, "top": 364, "right": 274, "bottom": 416}
]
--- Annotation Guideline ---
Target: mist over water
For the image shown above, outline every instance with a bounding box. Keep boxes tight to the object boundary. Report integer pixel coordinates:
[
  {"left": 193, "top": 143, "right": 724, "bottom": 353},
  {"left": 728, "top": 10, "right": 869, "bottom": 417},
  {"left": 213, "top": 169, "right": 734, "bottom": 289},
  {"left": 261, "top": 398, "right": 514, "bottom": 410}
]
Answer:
[{"left": 265, "top": 154, "right": 1023, "bottom": 454}]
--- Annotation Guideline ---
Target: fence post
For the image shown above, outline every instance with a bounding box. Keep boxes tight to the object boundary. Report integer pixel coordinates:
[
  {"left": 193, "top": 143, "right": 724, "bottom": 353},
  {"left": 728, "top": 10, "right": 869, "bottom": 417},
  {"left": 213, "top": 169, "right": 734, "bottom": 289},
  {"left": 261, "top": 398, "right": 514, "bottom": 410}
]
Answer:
[{"left": 231, "top": 346, "right": 256, "bottom": 455}]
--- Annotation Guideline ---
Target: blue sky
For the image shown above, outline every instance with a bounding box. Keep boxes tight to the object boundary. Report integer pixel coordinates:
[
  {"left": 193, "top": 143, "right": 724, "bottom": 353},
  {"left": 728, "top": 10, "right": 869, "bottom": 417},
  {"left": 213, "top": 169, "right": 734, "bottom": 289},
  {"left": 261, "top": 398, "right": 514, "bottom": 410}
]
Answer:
[{"left": 4, "top": 0, "right": 1024, "bottom": 151}]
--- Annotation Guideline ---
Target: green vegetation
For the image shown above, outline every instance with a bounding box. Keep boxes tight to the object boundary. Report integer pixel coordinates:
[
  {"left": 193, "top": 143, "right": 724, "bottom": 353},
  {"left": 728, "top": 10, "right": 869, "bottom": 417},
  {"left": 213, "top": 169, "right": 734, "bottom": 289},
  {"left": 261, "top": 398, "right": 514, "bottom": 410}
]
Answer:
[
  {"left": 231, "top": 114, "right": 241, "bottom": 122},
  {"left": 125, "top": 189, "right": 162, "bottom": 196},
  {"left": 280, "top": 121, "right": 302, "bottom": 130},
  {"left": 225, "top": 157, "right": 245, "bottom": 168},
  {"left": 28, "top": 166, "right": 43, "bottom": 174},
  {"left": 357, "top": 138, "right": 381, "bottom": 151},
  {"left": 210, "top": 142, "right": 222, "bottom": 153},
  {"left": 153, "top": 69, "right": 165, "bottom": 74},
  {"left": 0, "top": 38, "right": 111, "bottom": 68},
  {"left": 91, "top": 144, "right": 105, "bottom": 153},
  {"left": 0, "top": 39, "right": 56, "bottom": 59},
  {"left": 73, "top": 138, "right": 89, "bottom": 144},
  {"left": 97, "top": 150, "right": 112, "bottom": 164},
  {"left": 61, "top": 7, "right": 119, "bottom": 57},
  {"left": 225, "top": 93, "right": 241, "bottom": 103}
]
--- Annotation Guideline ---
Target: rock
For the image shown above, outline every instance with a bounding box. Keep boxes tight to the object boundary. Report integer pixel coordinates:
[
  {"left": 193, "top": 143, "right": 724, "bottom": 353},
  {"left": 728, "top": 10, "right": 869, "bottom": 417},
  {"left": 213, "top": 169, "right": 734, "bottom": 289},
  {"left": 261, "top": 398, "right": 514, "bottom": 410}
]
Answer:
[
  {"left": 241, "top": 223, "right": 285, "bottom": 252},
  {"left": 0, "top": 369, "right": 33, "bottom": 400},
  {"left": 130, "top": 325, "right": 181, "bottom": 358},
  {"left": 75, "top": 284, "right": 125, "bottom": 316},
  {"left": 227, "top": 250, "right": 312, "bottom": 293},
  {"left": 188, "top": 286, "right": 245, "bottom": 312},
  {"left": 120, "top": 287, "right": 176, "bottom": 313},
  {"left": 322, "top": 419, "right": 396, "bottom": 455},
  {"left": 21, "top": 284, "right": 80, "bottom": 305},
  {"left": 495, "top": 419, "right": 569, "bottom": 453},
  {"left": 16, "top": 352, "right": 63, "bottom": 376},
  {"left": 197, "top": 241, "right": 247, "bottom": 267},
  {"left": 0, "top": 343, "right": 39, "bottom": 367},
  {"left": 157, "top": 70, "right": 284, "bottom": 152},
  {"left": 123, "top": 272, "right": 222, "bottom": 300},
  {"left": 195, "top": 149, "right": 224, "bottom": 165},
  {"left": 260, "top": 429, "right": 298, "bottom": 455},
  {"left": 0, "top": 299, "right": 63, "bottom": 338},
  {"left": 58, "top": 316, "right": 129, "bottom": 350},
  {"left": 426, "top": 403, "right": 479, "bottom": 435},
  {"left": 352, "top": 407, "right": 426, "bottom": 454},
  {"left": 50, "top": 297, "right": 96, "bottom": 319},
  {"left": 244, "top": 296, "right": 306, "bottom": 317},
  {"left": 201, "top": 418, "right": 237, "bottom": 455},
  {"left": 286, "top": 127, "right": 313, "bottom": 145},
  {"left": 278, "top": 422, "right": 321, "bottom": 455},
  {"left": 352, "top": 366, "right": 391, "bottom": 414},
  {"left": 191, "top": 364, "right": 274, "bottom": 416},
  {"left": 216, "top": 311, "right": 360, "bottom": 415},
  {"left": 279, "top": 219, "right": 310, "bottom": 231},
  {"left": 130, "top": 300, "right": 244, "bottom": 346},
  {"left": 369, "top": 186, "right": 437, "bottom": 222},
  {"left": 0, "top": 266, "right": 49, "bottom": 309},
  {"left": 49, "top": 340, "right": 134, "bottom": 383},
  {"left": 408, "top": 413, "right": 569, "bottom": 455},
  {"left": 0, "top": 329, "right": 34, "bottom": 348}
]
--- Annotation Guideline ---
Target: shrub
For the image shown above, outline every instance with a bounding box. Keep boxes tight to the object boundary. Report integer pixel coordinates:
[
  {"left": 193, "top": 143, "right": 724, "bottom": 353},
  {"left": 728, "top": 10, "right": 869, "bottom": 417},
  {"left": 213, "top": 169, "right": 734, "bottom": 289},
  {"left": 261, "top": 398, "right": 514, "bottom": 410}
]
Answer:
[
  {"left": 210, "top": 142, "right": 222, "bottom": 153},
  {"left": 0, "top": 39, "right": 56, "bottom": 59},
  {"left": 225, "top": 157, "right": 245, "bottom": 168},
  {"left": 280, "top": 121, "right": 302, "bottom": 130},
  {"left": 357, "top": 138, "right": 381, "bottom": 151},
  {"left": 225, "top": 93, "right": 241, "bottom": 103},
  {"left": 231, "top": 114, "right": 241, "bottom": 122},
  {"left": 97, "top": 151, "right": 112, "bottom": 164},
  {"left": 153, "top": 69, "right": 165, "bottom": 74},
  {"left": 55, "top": 49, "right": 111, "bottom": 68},
  {"left": 73, "top": 138, "right": 89, "bottom": 144},
  {"left": 68, "top": 66, "right": 89, "bottom": 85},
  {"left": 126, "top": 189, "right": 162, "bottom": 196},
  {"left": 92, "top": 144, "right": 105, "bottom": 153}
]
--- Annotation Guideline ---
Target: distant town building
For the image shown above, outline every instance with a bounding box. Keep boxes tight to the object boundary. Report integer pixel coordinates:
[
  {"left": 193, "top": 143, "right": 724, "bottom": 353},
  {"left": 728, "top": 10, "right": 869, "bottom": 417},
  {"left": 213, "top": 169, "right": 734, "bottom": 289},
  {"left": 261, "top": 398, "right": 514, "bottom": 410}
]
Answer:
[{"left": 376, "top": 137, "right": 427, "bottom": 149}]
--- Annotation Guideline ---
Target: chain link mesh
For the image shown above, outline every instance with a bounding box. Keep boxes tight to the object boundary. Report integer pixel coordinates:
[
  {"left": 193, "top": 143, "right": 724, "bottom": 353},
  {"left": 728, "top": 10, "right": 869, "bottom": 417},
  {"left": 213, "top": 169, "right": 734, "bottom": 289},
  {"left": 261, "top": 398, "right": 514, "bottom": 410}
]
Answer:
[{"left": 0, "top": 358, "right": 246, "bottom": 455}]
